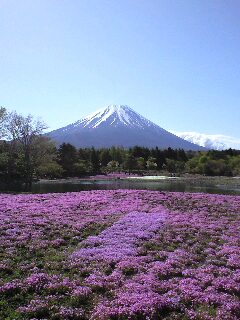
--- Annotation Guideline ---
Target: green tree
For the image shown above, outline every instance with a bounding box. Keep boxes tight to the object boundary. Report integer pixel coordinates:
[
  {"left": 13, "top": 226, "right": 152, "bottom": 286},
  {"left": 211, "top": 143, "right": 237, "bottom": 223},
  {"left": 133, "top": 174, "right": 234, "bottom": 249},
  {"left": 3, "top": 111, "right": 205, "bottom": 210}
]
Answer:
[
  {"left": 146, "top": 157, "right": 157, "bottom": 170},
  {"left": 136, "top": 157, "right": 145, "bottom": 171},
  {"left": 228, "top": 155, "right": 240, "bottom": 176},
  {"left": 203, "top": 159, "right": 232, "bottom": 176},
  {"left": 123, "top": 153, "right": 136, "bottom": 173},
  {"left": 90, "top": 147, "right": 100, "bottom": 173},
  {"left": 99, "top": 149, "right": 111, "bottom": 167},
  {"left": 73, "top": 160, "right": 92, "bottom": 176},
  {"left": 151, "top": 147, "right": 165, "bottom": 170},
  {"left": 177, "top": 149, "right": 188, "bottom": 162},
  {"left": 107, "top": 160, "right": 120, "bottom": 172},
  {"left": 58, "top": 143, "right": 78, "bottom": 176},
  {"left": 36, "top": 161, "right": 64, "bottom": 179},
  {"left": 185, "top": 156, "right": 203, "bottom": 174},
  {"left": 109, "top": 146, "right": 124, "bottom": 163},
  {"left": 6, "top": 111, "right": 48, "bottom": 190}
]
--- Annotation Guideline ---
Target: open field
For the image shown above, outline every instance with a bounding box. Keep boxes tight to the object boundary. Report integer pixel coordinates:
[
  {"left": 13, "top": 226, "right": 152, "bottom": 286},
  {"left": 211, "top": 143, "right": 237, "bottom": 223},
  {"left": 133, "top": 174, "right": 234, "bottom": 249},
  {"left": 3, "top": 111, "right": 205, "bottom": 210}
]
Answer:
[{"left": 0, "top": 190, "right": 240, "bottom": 319}]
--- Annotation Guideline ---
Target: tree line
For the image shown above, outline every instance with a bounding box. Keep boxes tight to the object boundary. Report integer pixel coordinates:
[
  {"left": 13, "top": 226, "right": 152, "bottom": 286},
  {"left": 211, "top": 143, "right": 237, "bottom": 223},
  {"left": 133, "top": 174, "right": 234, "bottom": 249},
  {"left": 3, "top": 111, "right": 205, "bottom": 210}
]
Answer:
[
  {"left": 51, "top": 144, "right": 240, "bottom": 177},
  {"left": 0, "top": 107, "right": 240, "bottom": 191}
]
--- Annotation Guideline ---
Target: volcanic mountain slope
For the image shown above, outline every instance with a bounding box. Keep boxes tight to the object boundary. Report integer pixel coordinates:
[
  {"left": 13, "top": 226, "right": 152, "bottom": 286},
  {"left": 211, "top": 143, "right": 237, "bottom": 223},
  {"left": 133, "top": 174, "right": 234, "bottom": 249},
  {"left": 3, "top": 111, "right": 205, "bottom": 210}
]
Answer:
[{"left": 48, "top": 105, "right": 205, "bottom": 150}]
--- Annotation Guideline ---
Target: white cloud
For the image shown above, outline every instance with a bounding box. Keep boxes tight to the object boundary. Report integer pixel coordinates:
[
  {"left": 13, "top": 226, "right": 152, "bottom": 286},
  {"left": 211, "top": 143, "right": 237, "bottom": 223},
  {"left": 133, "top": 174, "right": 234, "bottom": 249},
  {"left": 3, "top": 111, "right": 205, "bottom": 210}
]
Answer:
[{"left": 170, "top": 131, "right": 240, "bottom": 150}]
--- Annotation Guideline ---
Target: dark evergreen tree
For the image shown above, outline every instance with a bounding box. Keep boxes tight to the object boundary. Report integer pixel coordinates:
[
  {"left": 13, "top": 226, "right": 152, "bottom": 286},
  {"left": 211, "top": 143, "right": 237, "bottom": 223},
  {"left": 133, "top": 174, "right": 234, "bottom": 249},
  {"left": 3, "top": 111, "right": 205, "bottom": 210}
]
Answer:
[
  {"left": 58, "top": 143, "right": 78, "bottom": 176},
  {"left": 90, "top": 147, "right": 100, "bottom": 173},
  {"left": 123, "top": 153, "right": 137, "bottom": 173},
  {"left": 99, "top": 149, "right": 111, "bottom": 167},
  {"left": 151, "top": 147, "right": 165, "bottom": 170},
  {"left": 177, "top": 149, "right": 188, "bottom": 162}
]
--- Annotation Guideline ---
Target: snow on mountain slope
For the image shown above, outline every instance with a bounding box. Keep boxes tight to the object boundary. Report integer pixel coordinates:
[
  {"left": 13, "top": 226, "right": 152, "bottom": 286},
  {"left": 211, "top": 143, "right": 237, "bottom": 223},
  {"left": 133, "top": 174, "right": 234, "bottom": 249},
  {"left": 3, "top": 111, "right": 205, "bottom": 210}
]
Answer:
[
  {"left": 80, "top": 105, "right": 132, "bottom": 128},
  {"left": 48, "top": 105, "right": 205, "bottom": 150},
  {"left": 70, "top": 105, "right": 156, "bottom": 130},
  {"left": 170, "top": 131, "right": 240, "bottom": 150}
]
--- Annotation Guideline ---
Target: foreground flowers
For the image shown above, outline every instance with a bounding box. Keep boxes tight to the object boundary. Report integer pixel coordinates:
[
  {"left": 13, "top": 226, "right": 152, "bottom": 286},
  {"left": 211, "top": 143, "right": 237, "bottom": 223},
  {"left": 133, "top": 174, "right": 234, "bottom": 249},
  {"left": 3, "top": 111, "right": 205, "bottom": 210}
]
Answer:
[{"left": 0, "top": 190, "right": 239, "bottom": 319}]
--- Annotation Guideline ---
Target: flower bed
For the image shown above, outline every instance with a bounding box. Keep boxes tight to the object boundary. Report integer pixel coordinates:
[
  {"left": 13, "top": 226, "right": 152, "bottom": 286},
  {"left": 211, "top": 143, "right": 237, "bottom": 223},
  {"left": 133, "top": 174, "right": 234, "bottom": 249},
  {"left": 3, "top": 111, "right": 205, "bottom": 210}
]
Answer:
[{"left": 0, "top": 190, "right": 239, "bottom": 319}]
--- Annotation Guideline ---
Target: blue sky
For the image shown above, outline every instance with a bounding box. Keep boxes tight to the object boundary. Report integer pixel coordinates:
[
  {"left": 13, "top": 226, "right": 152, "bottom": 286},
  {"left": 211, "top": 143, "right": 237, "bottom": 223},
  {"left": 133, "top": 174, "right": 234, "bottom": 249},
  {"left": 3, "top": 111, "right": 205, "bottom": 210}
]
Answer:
[{"left": 0, "top": 0, "right": 240, "bottom": 138}]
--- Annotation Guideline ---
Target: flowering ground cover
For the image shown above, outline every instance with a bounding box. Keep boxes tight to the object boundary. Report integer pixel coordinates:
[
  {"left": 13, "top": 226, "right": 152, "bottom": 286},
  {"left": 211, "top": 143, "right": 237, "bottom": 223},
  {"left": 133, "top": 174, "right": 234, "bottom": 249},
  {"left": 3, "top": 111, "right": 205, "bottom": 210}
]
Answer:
[{"left": 0, "top": 190, "right": 239, "bottom": 320}]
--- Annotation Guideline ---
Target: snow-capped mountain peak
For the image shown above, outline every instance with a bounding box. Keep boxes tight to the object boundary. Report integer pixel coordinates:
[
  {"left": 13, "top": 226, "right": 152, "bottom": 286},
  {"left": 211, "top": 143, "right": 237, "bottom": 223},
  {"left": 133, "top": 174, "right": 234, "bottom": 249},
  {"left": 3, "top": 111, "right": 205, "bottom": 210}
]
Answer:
[
  {"left": 82, "top": 105, "right": 132, "bottom": 128},
  {"left": 74, "top": 105, "right": 153, "bottom": 129},
  {"left": 48, "top": 105, "right": 206, "bottom": 150}
]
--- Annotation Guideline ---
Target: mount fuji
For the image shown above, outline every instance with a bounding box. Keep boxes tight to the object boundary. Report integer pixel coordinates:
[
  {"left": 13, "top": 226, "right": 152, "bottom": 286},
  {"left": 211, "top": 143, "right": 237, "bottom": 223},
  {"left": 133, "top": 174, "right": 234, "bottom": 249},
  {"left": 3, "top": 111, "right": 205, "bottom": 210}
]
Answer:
[{"left": 48, "top": 105, "right": 205, "bottom": 150}]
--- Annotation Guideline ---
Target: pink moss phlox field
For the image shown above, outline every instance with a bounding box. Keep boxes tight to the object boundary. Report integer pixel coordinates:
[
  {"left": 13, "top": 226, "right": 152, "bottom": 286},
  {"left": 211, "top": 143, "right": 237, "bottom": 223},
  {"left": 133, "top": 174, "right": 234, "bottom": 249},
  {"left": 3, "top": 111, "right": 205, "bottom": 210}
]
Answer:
[
  {"left": 71, "top": 211, "right": 166, "bottom": 263},
  {"left": 0, "top": 190, "right": 239, "bottom": 319}
]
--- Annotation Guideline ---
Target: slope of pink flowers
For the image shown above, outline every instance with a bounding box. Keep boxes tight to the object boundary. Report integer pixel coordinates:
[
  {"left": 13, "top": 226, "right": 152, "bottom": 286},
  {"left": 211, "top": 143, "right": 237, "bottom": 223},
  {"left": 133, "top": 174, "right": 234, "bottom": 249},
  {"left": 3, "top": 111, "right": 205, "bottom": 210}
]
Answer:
[{"left": 0, "top": 190, "right": 239, "bottom": 319}]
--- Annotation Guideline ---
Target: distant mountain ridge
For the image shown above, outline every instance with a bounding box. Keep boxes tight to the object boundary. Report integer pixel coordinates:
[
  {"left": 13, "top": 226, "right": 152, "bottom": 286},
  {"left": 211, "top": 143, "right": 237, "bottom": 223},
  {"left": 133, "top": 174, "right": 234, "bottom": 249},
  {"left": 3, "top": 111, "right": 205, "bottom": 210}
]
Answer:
[
  {"left": 48, "top": 105, "right": 205, "bottom": 150},
  {"left": 170, "top": 131, "right": 240, "bottom": 150}
]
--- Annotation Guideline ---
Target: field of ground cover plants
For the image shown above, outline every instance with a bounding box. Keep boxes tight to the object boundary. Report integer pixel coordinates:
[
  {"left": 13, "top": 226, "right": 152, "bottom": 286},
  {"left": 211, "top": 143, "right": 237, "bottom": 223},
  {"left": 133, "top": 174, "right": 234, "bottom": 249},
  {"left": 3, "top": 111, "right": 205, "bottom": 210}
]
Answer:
[{"left": 0, "top": 190, "right": 239, "bottom": 320}]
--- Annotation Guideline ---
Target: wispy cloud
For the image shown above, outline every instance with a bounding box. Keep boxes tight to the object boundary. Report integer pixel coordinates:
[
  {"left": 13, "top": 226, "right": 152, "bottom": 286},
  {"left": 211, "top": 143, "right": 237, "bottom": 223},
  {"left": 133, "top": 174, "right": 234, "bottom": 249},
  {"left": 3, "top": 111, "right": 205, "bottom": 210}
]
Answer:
[{"left": 170, "top": 131, "right": 240, "bottom": 150}]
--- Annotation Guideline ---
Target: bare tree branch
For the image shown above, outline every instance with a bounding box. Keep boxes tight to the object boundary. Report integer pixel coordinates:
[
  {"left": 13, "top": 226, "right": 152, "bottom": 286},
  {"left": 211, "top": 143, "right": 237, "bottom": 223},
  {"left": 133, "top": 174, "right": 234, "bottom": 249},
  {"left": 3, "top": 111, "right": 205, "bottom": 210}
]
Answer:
[
  {"left": 6, "top": 112, "right": 47, "bottom": 145},
  {"left": 0, "top": 107, "right": 8, "bottom": 139}
]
